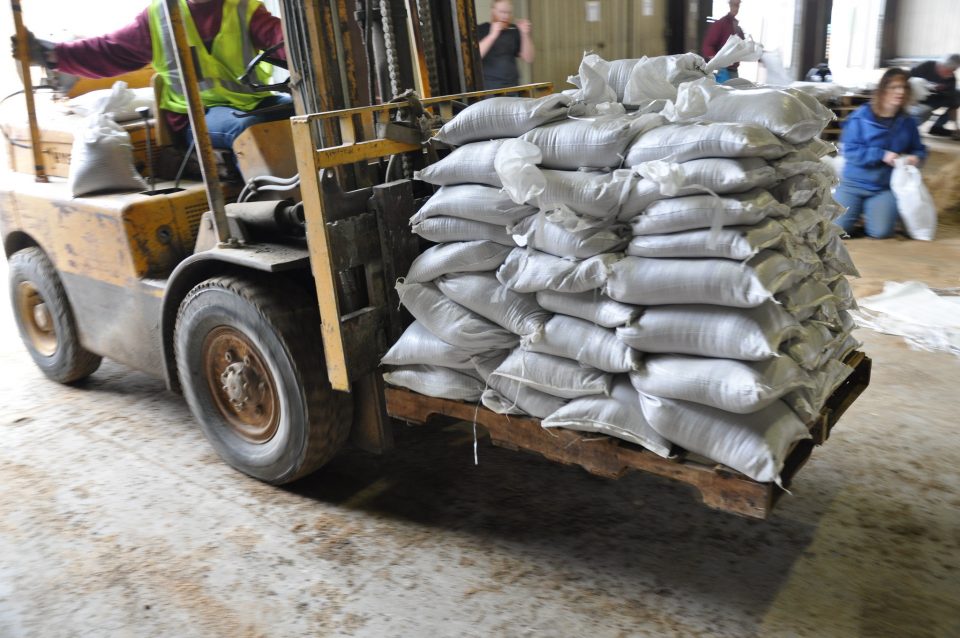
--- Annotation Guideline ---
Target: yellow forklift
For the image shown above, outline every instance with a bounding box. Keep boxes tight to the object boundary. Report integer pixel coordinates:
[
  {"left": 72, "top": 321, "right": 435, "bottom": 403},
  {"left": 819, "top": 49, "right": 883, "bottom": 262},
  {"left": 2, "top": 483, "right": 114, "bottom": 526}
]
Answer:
[{"left": 2, "top": 0, "right": 870, "bottom": 519}]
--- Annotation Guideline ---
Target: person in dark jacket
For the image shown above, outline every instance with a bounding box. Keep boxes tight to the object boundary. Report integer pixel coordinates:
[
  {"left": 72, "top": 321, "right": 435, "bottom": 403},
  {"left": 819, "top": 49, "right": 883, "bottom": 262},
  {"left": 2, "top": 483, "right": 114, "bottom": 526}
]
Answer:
[
  {"left": 909, "top": 54, "right": 960, "bottom": 138},
  {"left": 835, "top": 68, "right": 927, "bottom": 239},
  {"left": 702, "top": 0, "right": 744, "bottom": 83}
]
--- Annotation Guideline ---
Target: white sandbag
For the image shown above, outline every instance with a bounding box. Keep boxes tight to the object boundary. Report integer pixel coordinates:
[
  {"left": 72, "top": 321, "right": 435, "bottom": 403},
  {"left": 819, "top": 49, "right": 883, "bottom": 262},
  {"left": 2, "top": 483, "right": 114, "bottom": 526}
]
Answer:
[
  {"left": 688, "top": 86, "right": 832, "bottom": 144},
  {"left": 404, "top": 241, "right": 513, "bottom": 283},
  {"left": 776, "top": 277, "right": 838, "bottom": 321},
  {"left": 395, "top": 281, "right": 518, "bottom": 350},
  {"left": 781, "top": 322, "right": 838, "bottom": 370},
  {"left": 436, "top": 272, "right": 550, "bottom": 337},
  {"left": 778, "top": 206, "right": 824, "bottom": 239},
  {"left": 67, "top": 84, "right": 154, "bottom": 122},
  {"left": 633, "top": 157, "right": 779, "bottom": 197},
  {"left": 607, "top": 58, "right": 642, "bottom": 102},
  {"left": 381, "top": 321, "right": 496, "bottom": 368},
  {"left": 623, "top": 53, "right": 707, "bottom": 105},
  {"left": 415, "top": 140, "right": 505, "bottom": 187},
  {"left": 536, "top": 289, "right": 640, "bottom": 328},
  {"left": 828, "top": 275, "right": 858, "bottom": 310},
  {"left": 819, "top": 234, "right": 860, "bottom": 278},
  {"left": 412, "top": 184, "right": 536, "bottom": 226},
  {"left": 626, "top": 217, "right": 785, "bottom": 260},
  {"left": 605, "top": 251, "right": 806, "bottom": 308},
  {"left": 625, "top": 122, "right": 789, "bottom": 165},
  {"left": 434, "top": 93, "right": 572, "bottom": 146},
  {"left": 890, "top": 160, "right": 937, "bottom": 241},
  {"left": 637, "top": 393, "right": 810, "bottom": 484},
  {"left": 383, "top": 365, "right": 484, "bottom": 401},
  {"left": 771, "top": 174, "right": 818, "bottom": 207},
  {"left": 491, "top": 350, "right": 612, "bottom": 399},
  {"left": 773, "top": 148, "right": 833, "bottom": 179},
  {"left": 543, "top": 378, "right": 673, "bottom": 457},
  {"left": 497, "top": 248, "right": 619, "bottom": 294},
  {"left": 532, "top": 168, "right": 636, "bottom": 219},
  {"left": 482, "top": 374, "right": 568, "bottom": 419},
  {"left": 629, "top": 189, "right": 789, "bottom": 235},
  {"left": 523, "top": 315, "right": 641, "bottom": 374},
  {"left": 412, "top": 216, "right": 517, "bottom": 246},
  {"left": 797, "top": 137, "right": 838, "bottom": 159},
  {"left": 510, "top": 213, "right": 629, "bottom": 259},
  {"left": 68, "top": 82, "right": 147, "bottom": 197},
  {"left": 783, "top": 359, "right": 855, "bottom": 422},
  {"left": 703, "top": 35, "right": 763, "bottom": 73},
  {"left": 617, "top": 302, "right": 802, "bottom": 361},
  {"left": 520, "top": 114, "right": 653, "bottom": 170},
  {"left": 631, "top": 354, "right": 812, "bottom": 414},
  {"left": 565, "top": 53, "right": 618, "bottom": 106}
]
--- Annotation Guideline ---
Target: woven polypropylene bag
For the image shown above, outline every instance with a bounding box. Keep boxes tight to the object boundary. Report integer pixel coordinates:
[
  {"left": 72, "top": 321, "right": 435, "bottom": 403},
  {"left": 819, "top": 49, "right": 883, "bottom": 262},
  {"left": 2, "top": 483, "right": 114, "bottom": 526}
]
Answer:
[
  {"left": 491, "top": 349, "right": 612, "bottom": 399},
  {"left": 543, "top": 378, "right": 673, "bottom": 457},
  {"left": 636, "top": 393, "right": 810, "bottom": 485},
  {"left": 523, "top": 315, "right": 641, "bottom": 374},
  {"left": 395, "top": 281, "right": 518, "bottom": 350},
  {"left": 415, "top": 140, "right": 505, "bottom": 187},
  {"left": 434, "top": 93, "right": 572, "bottom": 146},
  {"left": 383, "top": 365, "right": 485, "bottom": 401},
  {"left": 535, "top": 289, "right": 640, "bottom": 328},
  {"left": 404, "top": 241, "right": 513, "bottom": 284},
  {"left": 436, "top": 272, "right": 550, "bottom": 337},
  {"left": 625, "top": 122, "right": 788, "bottom": 165},
  {"left": 616, "top": 302, "right": 802, "bottom": 361},
  {"left": 412, "top": 184, "right": 536, "bottom": 227},
  {"left": 630, "top": 354, "right": 813, "bottom": 414}
]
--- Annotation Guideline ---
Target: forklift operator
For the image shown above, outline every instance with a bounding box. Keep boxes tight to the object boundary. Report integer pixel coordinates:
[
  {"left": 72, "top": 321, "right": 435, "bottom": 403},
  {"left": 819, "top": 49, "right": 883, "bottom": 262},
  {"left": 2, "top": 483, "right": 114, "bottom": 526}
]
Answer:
[{"left": 16, "top": 0, "right": 290, "bottom": 152}]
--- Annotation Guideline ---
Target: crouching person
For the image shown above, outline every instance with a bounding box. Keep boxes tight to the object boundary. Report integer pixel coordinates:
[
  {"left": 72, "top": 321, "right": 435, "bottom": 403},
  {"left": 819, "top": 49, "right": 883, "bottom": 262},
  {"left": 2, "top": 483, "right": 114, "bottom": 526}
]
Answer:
[{"left": 835, "top": 68, "right": 927, "bottom": 238}]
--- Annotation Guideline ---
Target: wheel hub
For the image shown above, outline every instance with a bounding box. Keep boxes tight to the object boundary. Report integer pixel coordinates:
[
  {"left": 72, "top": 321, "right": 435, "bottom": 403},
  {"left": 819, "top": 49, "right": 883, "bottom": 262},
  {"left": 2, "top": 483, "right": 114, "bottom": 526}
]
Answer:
[
  {"left": 203, "top": 327, "right": 280, "bottom": 444},
  {"left": 16, "top": 282, "right": 57, "bottom": 357}
]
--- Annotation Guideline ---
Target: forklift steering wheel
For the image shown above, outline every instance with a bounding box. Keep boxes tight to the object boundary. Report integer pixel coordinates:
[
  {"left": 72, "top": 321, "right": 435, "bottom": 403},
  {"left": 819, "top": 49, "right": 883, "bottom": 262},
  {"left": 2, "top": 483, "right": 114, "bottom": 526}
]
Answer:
[{"left": 237, "top": 42, "right": 290, "bottom": 93}]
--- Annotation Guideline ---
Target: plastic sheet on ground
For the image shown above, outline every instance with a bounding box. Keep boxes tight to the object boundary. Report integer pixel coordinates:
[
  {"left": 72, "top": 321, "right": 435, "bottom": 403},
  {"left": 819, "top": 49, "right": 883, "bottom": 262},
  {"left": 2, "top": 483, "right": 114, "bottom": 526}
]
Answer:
[{"left": 851, "top": 281, "right": 960, "bottom": 357}]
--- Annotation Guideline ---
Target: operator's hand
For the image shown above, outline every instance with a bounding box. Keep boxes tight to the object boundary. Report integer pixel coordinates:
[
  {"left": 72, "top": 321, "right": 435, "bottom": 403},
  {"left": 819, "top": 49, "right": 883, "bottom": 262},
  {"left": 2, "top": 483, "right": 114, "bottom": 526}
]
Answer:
[
  {"left": 901, "top": 154, "right": 921, "bottom": 167},
  {"left": 882, "top": 151, "right": 900, "bottom": 167},
  {"left": 490, "top": 20, "right": 505, "bottom": 36},
  {"left": 516, "top": 18, "right": 532, "bottom": 35},
  {"left": 10, "top": 29, "right": 55, "bottom": 67}
]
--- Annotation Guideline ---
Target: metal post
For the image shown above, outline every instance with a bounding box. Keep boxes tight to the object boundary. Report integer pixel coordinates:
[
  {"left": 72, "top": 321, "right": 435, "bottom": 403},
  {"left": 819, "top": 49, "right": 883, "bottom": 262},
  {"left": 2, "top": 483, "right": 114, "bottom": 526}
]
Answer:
[
  {"left": 162, "top": 0, "right": 233, "bottom": 246},
  {"left": 10, "top": 0, "right": 48, "bottom": 183}
]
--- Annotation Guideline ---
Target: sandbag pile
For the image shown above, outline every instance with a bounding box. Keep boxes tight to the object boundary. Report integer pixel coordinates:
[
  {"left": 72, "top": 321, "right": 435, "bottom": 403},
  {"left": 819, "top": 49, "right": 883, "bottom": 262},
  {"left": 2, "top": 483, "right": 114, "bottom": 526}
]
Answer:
[{"left": 383, "top": 45, "right": 861, "bottom": 486}]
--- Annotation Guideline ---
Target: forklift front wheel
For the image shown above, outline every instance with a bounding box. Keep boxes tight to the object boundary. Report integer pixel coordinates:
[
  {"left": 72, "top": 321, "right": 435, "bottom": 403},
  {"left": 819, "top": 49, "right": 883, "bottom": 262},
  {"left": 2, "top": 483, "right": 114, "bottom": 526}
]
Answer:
[
  {"left": 8, "top": 247, "right": 102, "bottom": 383},
  {"left": 174, "top": 275, "right": 353, "bottom": 484}
]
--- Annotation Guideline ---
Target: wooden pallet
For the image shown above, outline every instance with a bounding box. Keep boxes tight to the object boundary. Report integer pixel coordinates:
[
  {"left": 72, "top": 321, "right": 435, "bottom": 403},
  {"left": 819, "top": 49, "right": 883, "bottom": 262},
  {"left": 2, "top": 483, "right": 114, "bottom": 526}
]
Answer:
[
  {"left": 384, "top": 351, "right": 872, "bottom": 520},
  {"left": 821, "top": 93, "right": 872, "bottom": 142}
]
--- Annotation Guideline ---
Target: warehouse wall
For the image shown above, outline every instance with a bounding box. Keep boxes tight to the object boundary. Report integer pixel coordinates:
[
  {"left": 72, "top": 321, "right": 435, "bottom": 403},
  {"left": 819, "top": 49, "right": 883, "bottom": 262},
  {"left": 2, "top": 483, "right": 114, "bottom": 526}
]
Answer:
[
  {"left": 893, "top": 0, "right": 960, "bottom": 58},
  {"left": 527, "top": 0, "right": 667, "bottom": 93}
]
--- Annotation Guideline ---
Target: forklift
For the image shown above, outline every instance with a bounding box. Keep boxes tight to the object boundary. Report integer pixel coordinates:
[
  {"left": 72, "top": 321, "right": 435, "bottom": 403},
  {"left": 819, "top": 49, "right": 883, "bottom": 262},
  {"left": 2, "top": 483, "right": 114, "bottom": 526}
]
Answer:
[{"left": 2, "top": 0, "right": 870, "bottom": 519}]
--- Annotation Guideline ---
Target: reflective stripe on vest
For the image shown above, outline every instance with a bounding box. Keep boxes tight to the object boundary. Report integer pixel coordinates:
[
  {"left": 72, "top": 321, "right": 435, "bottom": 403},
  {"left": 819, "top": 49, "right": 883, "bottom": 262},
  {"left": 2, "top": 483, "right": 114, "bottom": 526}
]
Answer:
[{"left": 148, "top": 0, "right": 274, "bottom": 114}]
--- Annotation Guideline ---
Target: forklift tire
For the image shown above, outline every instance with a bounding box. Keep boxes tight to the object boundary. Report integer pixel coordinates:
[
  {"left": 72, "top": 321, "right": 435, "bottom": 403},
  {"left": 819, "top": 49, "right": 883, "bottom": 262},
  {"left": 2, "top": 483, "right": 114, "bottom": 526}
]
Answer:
[
  {"left": 174, "top": 274, "right": 353, "bottom": 484},
  {"left": 8, "top": 247, "right": 103, "bottom": 383}
]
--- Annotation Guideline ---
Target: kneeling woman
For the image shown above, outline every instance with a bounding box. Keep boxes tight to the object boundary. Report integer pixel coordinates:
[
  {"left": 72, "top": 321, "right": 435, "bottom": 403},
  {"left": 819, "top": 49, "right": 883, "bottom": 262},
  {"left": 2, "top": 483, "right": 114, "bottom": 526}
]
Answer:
[{"left": 835, "top": 68, "right": 927, "bottom": 238}]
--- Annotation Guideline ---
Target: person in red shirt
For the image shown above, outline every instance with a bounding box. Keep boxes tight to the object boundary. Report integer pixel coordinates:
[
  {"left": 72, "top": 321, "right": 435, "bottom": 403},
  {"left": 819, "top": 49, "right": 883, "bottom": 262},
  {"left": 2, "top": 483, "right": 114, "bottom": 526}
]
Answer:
[
  {"left": 18, "top": 0, "right": 290, "bottom": 152},
  {"left": 702, "top": 0, "right": 745, "bottom": 83}
]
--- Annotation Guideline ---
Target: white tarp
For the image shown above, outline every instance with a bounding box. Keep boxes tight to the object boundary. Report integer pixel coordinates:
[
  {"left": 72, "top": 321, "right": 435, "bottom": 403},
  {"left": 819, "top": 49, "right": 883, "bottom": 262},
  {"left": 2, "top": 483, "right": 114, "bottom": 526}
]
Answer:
[{"left": 852, "top": 281, "right": 960, "bottom": 357}]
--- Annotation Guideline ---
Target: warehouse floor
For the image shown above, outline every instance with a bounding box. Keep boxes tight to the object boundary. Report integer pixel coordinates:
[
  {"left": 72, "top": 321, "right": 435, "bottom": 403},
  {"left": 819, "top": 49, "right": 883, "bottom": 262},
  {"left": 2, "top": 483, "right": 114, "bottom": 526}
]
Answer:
[{"left": 1, "top": 146, "right": 959, "bottom": 638}]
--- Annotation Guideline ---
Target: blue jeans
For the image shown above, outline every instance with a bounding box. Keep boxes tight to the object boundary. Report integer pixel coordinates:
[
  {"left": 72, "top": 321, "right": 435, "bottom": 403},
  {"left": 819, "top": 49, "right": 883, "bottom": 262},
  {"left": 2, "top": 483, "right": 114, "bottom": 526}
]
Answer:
[
  {"left": 189, "top": 94, "right": 293, "bottom": 151},
  {"left": 833, "top": 183, "right": 899, "bottom": 238}
]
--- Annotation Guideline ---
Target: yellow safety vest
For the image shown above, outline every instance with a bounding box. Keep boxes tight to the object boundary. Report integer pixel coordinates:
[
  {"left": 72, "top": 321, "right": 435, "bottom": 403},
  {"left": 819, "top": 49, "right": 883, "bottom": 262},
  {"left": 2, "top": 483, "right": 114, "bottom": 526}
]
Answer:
[{"left": 148, "top": 0, "right": 274, "bottom": 113}]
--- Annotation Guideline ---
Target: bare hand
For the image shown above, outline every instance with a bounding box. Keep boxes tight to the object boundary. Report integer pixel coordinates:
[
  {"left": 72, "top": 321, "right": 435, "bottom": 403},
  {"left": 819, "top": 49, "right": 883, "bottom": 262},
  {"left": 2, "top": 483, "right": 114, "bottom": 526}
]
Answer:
[
  {"left": 516, "top": 18, "right": 532, "bottom": 35},
  {"left": 490, "top": 20, "right": 505, "bottom": 36},
  {"left": 882, "top": 151, "right": 900, "bottom": 167},
  {"left": 901, "top": 154, "right": 920, "bottom": 167}
]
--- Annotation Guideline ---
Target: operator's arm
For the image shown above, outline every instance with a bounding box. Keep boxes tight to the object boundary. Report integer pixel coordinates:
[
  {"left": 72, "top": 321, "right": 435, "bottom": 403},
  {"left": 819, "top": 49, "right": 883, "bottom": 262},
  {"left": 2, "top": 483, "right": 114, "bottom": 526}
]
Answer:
[
  {"left": 517, "top": 19, "right": 534, "bottom": 64},
  {"left": 248, "top": 5, "right": 286, "bottom": 61},
  {"left": 52, "top": 11, "right": 153, "bottom": 78},
  {"left": 478, "top": 22, "right": 502, "bottom": 58}
]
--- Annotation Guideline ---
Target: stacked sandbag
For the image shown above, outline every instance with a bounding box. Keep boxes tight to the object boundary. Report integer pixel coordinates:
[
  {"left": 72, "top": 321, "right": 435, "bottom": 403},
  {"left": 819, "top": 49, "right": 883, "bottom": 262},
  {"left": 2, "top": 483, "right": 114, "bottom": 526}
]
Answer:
[{"left": 383, "top": 54, "right": 861, "bottom": 485}]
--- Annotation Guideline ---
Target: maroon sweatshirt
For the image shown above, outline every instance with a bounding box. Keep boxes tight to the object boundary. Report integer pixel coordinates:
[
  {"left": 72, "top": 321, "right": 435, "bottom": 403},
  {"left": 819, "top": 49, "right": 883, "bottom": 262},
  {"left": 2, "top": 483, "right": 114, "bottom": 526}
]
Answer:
[{"left": 53, "top": 0, "right": 285, "bottom": 131}]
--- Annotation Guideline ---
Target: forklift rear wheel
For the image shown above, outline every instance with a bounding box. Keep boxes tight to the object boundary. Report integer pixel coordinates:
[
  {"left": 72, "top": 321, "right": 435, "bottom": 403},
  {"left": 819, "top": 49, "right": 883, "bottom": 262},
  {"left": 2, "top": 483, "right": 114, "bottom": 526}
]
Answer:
[
  {"left": 174, "top": 275, "right": 353, "bottom": 484},
  {"left": 8, "top": 247, "right": 102, "bottom": 383}
]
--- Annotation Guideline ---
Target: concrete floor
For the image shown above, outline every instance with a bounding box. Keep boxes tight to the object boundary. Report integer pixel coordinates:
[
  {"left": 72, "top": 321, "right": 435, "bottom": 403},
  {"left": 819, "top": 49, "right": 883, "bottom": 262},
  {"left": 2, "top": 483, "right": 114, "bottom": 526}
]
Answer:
[{"left": 2, "top": 153, "right": 959, "bottom": 638}]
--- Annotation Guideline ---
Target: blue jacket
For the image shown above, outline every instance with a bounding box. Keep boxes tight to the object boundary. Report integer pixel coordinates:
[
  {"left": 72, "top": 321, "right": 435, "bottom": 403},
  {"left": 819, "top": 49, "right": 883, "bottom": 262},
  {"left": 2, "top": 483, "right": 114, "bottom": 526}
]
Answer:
[{"left": 840, "top": 104, "right": 927, "bottom": 191}]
